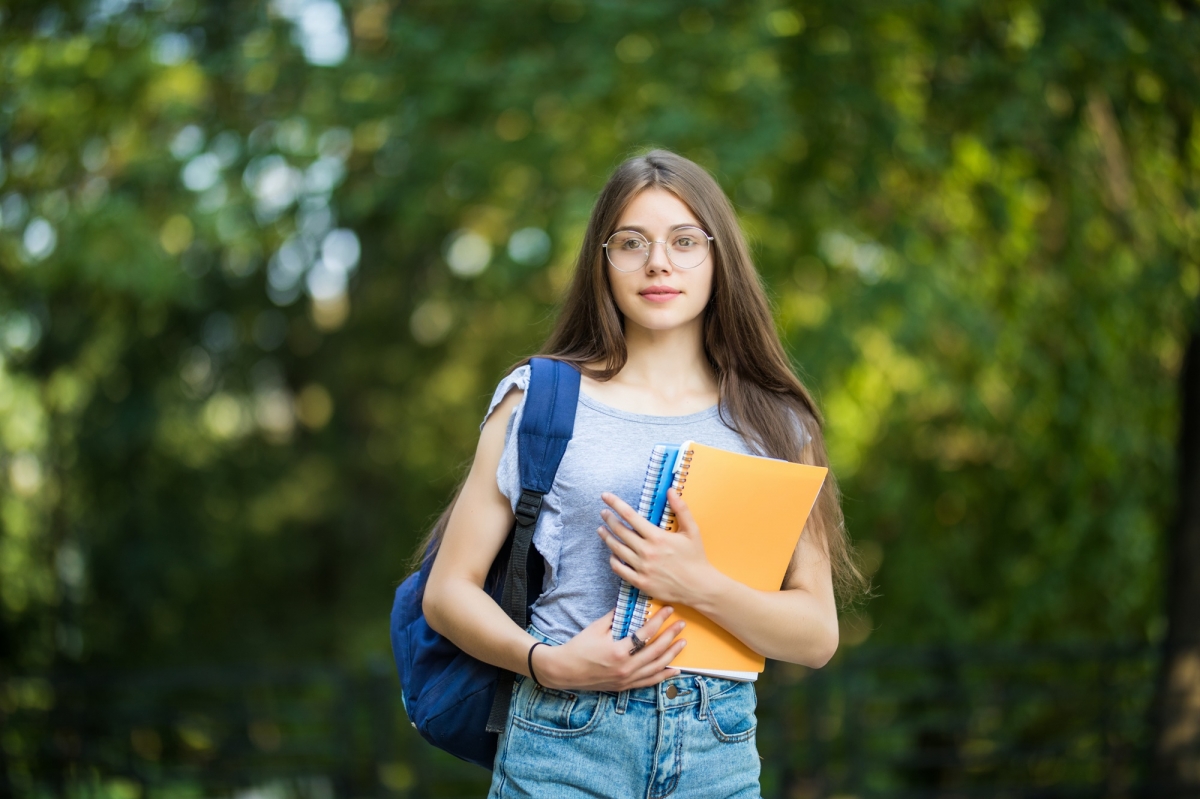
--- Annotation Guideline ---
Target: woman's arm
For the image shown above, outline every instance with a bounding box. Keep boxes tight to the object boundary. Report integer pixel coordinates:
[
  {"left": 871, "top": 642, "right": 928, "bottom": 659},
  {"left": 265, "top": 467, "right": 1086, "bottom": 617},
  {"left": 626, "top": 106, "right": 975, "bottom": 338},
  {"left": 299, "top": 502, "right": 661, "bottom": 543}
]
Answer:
[
  {"left": 423, "top": 387, "right": 688, "bottom": 690},
  {"left": 598, "top": 487, "right": 840, "bottom": 669},
  {"left": 422, "top": 389, "right": 536, "bottom": 676}
]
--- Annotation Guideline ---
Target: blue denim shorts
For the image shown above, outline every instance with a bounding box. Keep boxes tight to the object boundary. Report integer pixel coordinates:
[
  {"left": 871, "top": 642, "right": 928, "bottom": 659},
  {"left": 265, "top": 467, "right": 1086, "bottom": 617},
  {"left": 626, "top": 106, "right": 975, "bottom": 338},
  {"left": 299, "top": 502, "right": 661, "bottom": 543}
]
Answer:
[{"left": 488, "top": 627, "right": 761, "bottom": 798}]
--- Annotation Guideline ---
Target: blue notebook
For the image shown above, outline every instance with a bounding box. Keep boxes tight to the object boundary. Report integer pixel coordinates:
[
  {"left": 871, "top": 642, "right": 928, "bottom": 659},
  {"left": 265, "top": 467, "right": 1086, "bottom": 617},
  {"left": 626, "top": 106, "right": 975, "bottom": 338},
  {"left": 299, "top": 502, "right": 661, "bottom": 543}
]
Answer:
[{"left": 612, "top": 443, "right": 685, "bottom": 640}]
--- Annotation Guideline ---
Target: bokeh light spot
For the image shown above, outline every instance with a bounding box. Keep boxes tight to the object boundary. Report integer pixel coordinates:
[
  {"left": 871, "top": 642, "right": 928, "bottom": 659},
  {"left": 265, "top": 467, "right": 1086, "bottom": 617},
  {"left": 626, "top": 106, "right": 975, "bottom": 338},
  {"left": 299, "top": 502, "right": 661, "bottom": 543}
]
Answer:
[
  {"left": 159, "top": 214, "right": 195, "bottom": 255},
  {"left": 295, "top": 384, "right": 333, "bottom": 429},
  {"left": 444, "top": 230, "right": 491, "bottom": 277},
  {"left": 507, "top": 227, "right": 551, "bottom": 266},
  {"left": 22, "top": 218, "right": 57, "bottom": 261},
  {"left": 170, "top": 125, "right": 206, "bottom": 160},
  {"left": 495, "top": 109, "right": 532, "bottom": 142},
  {"left": 410, "top": 299, "right": 453, "bottom": 346},
  {"left": 766, "top": 10, "right": 805, "bottom": 37},
  {"left": 615, "top": 33, "right": 653, "bottom": 64}
]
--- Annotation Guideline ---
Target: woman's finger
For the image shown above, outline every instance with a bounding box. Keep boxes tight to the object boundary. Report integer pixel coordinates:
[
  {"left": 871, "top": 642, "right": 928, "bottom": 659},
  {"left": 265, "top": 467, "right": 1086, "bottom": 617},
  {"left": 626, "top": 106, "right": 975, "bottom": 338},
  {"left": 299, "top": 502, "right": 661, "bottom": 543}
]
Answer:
[
  {"left": 627, "top": 667, "right": 682, "bottom": 690},
  {"left": 666, "top": 488, "right": 699, "bottom": 535},
  {"left": 630, "top": 631, "right": 686, "bottom": 670},
  {"left": 633, "top": 633, "right": 691, "bottom": 676},
  {"left": 609, "top": 555, "right": 641, "bottom": 587},
  {"left": 598, "top": 525, "right": 641, "bottom": 564},
  {"left": 601, "top": 493, "right": 656, "bottom": 539},
  {"left": 655, "top": 638, "right": 687, "bottom": 670},
  {"left": 629, "top": 639, "right": 687, "bottom": 683},
  {"left": 632, "top": 605, "right": 676, "bottom": 642},
  {"left": 630, "top": 620, "right": 684, "bottom": 666},
  {"left": 639, "top": 621, "right": 685, "bottom": 658}
]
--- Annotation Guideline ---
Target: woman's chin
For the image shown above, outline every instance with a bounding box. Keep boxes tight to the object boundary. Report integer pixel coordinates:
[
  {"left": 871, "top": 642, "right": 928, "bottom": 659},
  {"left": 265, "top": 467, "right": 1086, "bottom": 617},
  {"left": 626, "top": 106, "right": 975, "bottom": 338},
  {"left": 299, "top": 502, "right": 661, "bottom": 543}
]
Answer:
[{"left": 622, "top": 311, "right": 705, "bottom": 336}]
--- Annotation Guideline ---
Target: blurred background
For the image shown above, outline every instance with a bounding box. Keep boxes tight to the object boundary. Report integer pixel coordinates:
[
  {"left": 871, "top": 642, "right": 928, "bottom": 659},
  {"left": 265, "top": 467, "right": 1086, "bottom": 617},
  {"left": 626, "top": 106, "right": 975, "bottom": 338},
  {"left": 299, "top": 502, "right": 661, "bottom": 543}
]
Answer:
[{"left": 1, "top": 0, "right": 1198, "bottom": 796}]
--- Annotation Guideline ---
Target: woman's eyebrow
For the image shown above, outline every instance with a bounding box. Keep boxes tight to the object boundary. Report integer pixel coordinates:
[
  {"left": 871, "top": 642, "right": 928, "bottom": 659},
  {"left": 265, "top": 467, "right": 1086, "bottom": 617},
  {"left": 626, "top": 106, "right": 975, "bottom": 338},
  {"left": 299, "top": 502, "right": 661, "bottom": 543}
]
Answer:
[{"left": 612, "top": 223, "right": 700, "bottom": 234}]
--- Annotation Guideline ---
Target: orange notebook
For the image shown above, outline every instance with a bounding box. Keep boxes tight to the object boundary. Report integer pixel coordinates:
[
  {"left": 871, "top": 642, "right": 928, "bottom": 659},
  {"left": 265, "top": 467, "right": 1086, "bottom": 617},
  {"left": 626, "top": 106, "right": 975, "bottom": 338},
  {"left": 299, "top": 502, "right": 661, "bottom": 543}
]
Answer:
[{"left": 647, "top": 441, "right": 827, "bottom": 680}]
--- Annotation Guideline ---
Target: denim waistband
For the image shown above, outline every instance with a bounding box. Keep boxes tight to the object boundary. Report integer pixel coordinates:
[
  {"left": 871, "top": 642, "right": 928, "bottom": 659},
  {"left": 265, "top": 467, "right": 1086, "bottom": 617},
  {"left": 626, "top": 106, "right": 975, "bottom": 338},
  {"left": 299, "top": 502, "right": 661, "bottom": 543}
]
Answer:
[{"left": 527, "top": 624, "right": 751, "bottom": 711}]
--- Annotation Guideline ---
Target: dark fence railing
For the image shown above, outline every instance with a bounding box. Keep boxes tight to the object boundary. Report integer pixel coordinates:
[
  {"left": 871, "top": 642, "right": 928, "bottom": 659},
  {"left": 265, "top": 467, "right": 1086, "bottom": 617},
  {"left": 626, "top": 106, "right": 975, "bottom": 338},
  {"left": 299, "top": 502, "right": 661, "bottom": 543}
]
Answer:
[{"left": 0, "top": 643, "right": 1158, "bottom": 798}]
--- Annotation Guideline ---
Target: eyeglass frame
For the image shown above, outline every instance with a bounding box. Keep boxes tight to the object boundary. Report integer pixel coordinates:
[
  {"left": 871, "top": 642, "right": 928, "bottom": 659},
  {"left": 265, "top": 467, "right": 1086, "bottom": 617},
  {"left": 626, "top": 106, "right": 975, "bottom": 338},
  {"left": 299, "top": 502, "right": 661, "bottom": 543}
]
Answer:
[{"left": 601, "top": 226, "right": 715, "bottom": 272}]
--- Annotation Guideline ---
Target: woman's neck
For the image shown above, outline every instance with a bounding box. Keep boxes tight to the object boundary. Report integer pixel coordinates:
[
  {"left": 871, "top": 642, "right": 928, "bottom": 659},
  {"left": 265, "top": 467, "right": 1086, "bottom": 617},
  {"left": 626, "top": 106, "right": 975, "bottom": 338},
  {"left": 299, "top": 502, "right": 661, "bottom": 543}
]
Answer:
[
  {"left": 580, "top": 320, "right": 718, "bottom": 416},
  {"left": 622, "top": 323, "right": 715, "bottom": 393}
]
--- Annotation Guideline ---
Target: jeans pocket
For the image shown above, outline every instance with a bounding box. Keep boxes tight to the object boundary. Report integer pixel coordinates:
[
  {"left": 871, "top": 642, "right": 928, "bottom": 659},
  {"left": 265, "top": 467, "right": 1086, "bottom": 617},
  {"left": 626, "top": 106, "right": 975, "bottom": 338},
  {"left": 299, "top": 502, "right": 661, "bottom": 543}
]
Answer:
[
  {"left": 511, "top": 684, "right": 605, "bottom": 739},
  {"left": 706, "top": 682, "right": 758, "bottom": 744}
]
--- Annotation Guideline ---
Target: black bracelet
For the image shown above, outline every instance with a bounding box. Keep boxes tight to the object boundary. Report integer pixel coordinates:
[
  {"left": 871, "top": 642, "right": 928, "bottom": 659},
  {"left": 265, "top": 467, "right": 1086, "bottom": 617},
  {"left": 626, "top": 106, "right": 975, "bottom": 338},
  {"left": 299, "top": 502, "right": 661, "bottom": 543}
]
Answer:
[{"left": 527, "top": 641, "right": 546, "bottom": 687}]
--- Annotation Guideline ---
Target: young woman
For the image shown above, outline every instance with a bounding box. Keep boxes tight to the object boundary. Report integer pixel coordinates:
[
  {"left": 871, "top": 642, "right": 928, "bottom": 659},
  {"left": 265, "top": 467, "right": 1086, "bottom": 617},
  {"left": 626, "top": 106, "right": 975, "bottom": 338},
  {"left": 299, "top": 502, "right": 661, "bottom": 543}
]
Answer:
[{"left": 423, "top": 149, "right": 863, "bottom": 797}]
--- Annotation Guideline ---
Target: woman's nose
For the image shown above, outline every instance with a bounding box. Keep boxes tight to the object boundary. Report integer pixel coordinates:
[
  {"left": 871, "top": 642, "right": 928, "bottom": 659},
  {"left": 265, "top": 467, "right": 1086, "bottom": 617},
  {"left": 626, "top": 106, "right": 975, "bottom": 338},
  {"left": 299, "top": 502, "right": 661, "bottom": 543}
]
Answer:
[{"left": 645, "top": 240, "right": 672, "bottom": 273}]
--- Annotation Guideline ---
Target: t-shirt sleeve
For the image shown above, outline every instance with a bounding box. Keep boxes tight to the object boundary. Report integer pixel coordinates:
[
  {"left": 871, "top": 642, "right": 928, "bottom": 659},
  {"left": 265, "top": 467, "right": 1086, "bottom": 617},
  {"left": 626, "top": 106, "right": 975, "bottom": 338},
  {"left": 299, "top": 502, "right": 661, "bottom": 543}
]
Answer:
[
  {"left": 792, "top": 407, "right": 815, "bottom": 461},
  {"left": 481, "top": 364, "right": 531, "bottom": 512}
]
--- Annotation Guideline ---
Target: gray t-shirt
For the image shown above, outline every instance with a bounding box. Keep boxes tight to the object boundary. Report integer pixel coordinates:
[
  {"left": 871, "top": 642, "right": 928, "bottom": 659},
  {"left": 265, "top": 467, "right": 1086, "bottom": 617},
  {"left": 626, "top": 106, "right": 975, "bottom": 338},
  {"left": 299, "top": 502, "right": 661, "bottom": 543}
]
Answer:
[{"left": 483, "top": 365, "right": 760, "bottom": 644}]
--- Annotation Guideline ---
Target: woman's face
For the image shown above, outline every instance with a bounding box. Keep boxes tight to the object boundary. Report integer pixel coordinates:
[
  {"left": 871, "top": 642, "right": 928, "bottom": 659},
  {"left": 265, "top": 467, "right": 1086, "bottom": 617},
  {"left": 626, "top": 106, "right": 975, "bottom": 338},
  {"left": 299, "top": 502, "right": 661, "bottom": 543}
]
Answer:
[{"left": 606, "top": 188, "right": 714, "bottom": 336}]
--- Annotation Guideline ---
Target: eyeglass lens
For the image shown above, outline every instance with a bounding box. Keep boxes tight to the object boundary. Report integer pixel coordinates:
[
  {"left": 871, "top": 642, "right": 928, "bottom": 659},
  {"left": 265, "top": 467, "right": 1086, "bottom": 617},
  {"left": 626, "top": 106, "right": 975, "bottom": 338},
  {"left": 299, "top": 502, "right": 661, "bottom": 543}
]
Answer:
[{"left": 604, "top": 227, "right": 710, "bottom": 272}]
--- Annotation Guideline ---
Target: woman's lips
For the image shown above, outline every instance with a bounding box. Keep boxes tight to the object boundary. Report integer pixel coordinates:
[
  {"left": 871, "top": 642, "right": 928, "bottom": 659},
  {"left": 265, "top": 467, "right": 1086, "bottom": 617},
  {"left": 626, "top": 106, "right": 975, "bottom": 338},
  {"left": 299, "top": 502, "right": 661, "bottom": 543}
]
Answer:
[{"left": 639, "top": 286, "right": 681, "bottom": 303}]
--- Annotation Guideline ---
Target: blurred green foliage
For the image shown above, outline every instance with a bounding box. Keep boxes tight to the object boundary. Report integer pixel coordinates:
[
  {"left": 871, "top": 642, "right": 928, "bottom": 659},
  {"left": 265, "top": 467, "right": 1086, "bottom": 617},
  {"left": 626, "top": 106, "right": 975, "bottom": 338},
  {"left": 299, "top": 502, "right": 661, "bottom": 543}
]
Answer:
[{"left": 0, "top": 0, "right": 1196, "bottom": 677}]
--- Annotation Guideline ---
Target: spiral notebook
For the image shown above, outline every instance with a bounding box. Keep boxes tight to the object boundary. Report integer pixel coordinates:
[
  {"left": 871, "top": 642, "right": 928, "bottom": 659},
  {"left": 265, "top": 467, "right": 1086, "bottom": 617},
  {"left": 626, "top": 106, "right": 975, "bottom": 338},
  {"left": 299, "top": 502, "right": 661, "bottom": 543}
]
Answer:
[
  {"left": 612, "top": 444, "right": 683, "bottom": 642},
  {"left": 612, "top": 441, "right": 828, "bottom": 680}
]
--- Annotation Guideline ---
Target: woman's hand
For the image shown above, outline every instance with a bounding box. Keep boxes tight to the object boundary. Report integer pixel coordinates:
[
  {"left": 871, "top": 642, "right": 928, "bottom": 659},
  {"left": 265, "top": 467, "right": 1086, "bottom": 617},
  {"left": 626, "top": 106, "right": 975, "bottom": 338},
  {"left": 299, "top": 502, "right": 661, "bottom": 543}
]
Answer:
[
  {"left": 535, "top": 606, "right": 686, "bottom": 692},
  {"left": 598, "top": 489, "right": 717, "bottom": 608}
]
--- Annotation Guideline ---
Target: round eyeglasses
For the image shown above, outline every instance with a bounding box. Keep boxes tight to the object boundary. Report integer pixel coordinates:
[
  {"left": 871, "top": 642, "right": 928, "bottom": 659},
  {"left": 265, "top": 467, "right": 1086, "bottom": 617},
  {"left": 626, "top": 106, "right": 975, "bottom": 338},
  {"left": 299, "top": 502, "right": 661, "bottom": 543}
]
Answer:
[{"left": 602, "top": 226, "right": 713, "bottom": 272}]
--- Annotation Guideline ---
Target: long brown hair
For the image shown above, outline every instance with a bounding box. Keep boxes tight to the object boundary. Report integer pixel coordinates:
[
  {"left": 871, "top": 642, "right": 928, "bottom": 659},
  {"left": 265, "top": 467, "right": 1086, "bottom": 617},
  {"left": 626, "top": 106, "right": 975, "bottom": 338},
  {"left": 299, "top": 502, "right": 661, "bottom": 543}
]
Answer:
[{"left": 418, "top": 149, "right": 866, "bottom": 604}]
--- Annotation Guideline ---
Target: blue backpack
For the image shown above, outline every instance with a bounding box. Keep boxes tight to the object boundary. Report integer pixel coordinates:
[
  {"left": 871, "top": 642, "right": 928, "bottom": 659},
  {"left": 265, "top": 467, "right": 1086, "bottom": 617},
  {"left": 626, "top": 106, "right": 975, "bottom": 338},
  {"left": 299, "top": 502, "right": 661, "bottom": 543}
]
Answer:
[{"left": 389, "top": 358, "right": 580, "bottom": 768}]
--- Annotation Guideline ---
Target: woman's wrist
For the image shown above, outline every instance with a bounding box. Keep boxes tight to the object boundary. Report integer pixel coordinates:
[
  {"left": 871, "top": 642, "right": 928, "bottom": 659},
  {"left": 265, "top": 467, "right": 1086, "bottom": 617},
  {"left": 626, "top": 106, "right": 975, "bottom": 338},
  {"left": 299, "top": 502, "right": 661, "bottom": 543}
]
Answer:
[
  {"left": 527, "top": 641, "right": 546, "bottom": 685},
  {"left": 685, "top": 565, "right": 735, "bottom": 615},
  {"left": 531, "top": 642, "right": 567, "bottom": 689}
]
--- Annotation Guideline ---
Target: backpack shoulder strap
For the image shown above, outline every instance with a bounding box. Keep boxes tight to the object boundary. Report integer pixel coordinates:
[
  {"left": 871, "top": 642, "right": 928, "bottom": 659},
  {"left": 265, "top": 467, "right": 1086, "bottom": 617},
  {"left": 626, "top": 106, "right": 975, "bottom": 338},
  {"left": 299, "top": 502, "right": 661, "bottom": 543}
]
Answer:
[
  {"left": 487, "top": 357, "right": 580, "bottom": 733},
  {"left": 502, "top": 356, "right": 580, "bottom": 629},
  {"left": 517, "top": 357, "right": 581, "bottom": 495}
]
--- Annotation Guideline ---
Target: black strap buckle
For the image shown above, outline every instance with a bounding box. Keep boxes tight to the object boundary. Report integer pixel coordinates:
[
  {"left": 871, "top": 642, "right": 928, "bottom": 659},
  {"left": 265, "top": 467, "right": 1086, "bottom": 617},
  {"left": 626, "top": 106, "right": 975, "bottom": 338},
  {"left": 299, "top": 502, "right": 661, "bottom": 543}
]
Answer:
[{"left": 514, "top": 490, "right": 543, "bottom": 528}]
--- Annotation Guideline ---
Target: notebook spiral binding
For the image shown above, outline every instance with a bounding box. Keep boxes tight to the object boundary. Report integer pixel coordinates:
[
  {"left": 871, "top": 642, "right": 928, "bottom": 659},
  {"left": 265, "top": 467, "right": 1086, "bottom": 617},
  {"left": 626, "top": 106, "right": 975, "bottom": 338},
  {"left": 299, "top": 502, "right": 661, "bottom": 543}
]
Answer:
[
  {"left": 658, "top": 448, "right": 693, "bottom": 532},
  {"left": 612, "top": 446, "right": 695, "bottom": 641},
  {"left": 612, "top": 446, "right": 668, "bottom": 640}
]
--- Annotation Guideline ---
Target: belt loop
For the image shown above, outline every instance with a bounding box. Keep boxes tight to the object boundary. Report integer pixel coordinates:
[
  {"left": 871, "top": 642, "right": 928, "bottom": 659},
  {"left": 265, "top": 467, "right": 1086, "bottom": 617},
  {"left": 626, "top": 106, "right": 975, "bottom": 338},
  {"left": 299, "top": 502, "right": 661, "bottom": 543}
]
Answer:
[
  {"left": 695, "top": 676, "right": 709, "bottom": 721},
  {"left": 616, "top": 689, "right": 629, "bottom": 715}
]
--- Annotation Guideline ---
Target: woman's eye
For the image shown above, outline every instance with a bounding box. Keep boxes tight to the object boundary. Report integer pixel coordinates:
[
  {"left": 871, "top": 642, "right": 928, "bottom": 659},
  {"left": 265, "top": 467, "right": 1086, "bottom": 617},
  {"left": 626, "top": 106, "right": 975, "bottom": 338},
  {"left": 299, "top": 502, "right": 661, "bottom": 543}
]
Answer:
[
  {"left": 622, "top": 239, "right": 644, "bottom": 250},
  {"left": 674, "top": 237, "right": 694, "bottom": 248}
]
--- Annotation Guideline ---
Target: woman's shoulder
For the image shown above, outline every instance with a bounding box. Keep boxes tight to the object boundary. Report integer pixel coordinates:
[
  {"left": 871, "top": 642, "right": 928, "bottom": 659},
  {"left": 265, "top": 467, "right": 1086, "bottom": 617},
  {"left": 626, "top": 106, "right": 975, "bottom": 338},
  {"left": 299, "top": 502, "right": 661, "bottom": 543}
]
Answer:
[
  {"left": 782, "top": 400, "right": 817, "bottom": 460},
  {"left": 747, "top": 394, "right": 816, "bottom": 460},
  {"left": 481, "top": 363, "right": 531, "bottom": 431}
]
